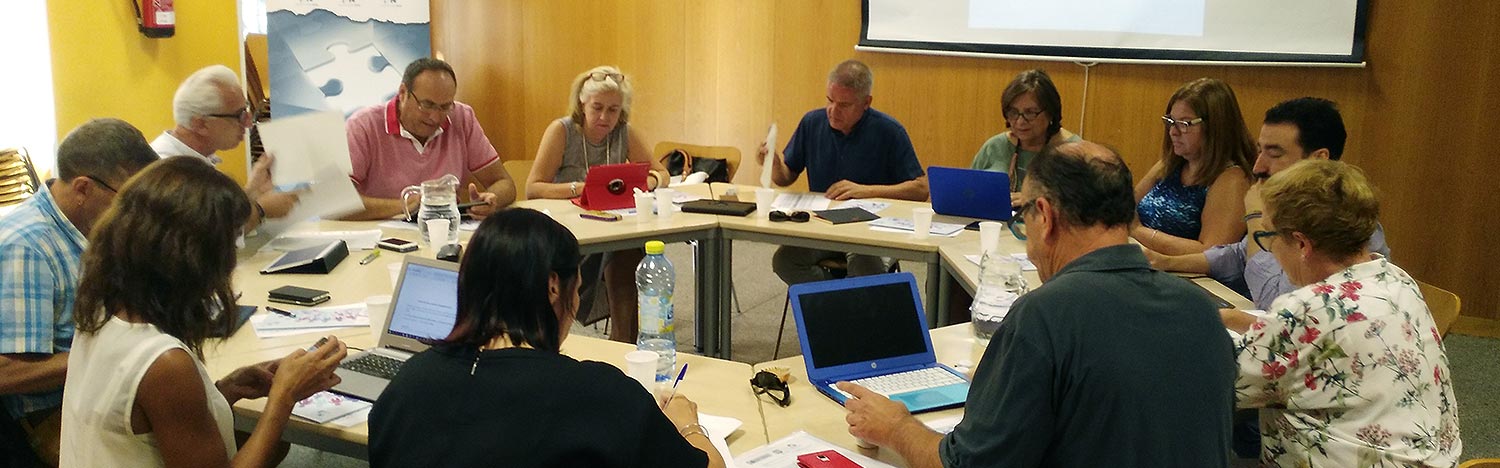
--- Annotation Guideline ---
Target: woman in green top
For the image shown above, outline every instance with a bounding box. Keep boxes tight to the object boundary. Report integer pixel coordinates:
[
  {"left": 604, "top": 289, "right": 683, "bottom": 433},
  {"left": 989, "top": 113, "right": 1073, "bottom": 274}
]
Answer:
[{"left": 970, "top": 69, "right": 1080, "bottom": 203}]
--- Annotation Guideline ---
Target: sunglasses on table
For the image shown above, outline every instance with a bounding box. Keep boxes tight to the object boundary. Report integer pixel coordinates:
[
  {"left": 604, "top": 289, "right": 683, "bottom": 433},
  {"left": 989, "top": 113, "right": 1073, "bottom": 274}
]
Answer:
[
  {"left": 750, "top": 370, "right": 791, "bottom": 407},
  {"left": 769, "top": 210, "right": 810, "bottom": 223}
]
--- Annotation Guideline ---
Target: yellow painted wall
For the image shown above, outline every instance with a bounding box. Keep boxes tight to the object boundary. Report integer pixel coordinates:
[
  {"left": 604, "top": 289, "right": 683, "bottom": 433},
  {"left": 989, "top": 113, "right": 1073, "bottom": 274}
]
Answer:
[{"left": 48, "top": 0, "right": 246, "bottom": 183}]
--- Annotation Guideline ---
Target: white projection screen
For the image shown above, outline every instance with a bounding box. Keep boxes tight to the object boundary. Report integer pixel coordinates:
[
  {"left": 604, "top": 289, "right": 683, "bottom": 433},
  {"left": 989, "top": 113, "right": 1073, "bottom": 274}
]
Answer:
[{"left": 860, "top": 0, "right": 1368, "bottom": 67}]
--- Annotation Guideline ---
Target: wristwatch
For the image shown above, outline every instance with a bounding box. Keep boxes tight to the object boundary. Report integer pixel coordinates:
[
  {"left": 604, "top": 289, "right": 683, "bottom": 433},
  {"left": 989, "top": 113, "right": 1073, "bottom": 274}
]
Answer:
[{"left": 569, "top": 181, "right": 579, "bottom": 197}]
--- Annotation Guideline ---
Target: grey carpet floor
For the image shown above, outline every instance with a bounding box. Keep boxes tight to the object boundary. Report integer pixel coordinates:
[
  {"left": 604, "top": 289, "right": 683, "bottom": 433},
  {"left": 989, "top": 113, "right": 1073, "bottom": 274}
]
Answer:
[{"left": 281, "top": 241, "right": 1498, "bottom": 466}]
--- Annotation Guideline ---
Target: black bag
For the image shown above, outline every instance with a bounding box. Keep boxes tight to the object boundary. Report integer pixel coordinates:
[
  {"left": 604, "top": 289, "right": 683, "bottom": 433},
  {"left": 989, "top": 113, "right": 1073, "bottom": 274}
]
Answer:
[{"left": 659, "top": 149, "right": 731, "bottom": 183}]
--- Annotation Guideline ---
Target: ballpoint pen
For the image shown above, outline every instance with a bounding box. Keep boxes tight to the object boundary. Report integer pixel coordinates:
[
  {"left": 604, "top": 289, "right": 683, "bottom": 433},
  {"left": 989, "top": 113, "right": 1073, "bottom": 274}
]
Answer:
[
  {"left": 266, "top": 306, "right": 296, "bottom": 318},
  {"left": 664, "top": 363, "right": 689, "bottom": 404},
  {"left": 359, "top": 248, "right": 381, "bottom": 265}
]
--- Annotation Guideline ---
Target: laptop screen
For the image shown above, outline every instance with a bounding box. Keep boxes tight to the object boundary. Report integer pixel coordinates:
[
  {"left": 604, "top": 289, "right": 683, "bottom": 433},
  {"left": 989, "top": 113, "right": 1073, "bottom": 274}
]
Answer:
[
  {"left": 797, "top": 281, "right": 929, "bottom": 369},
  {"left": 387, "top": 262, "right": 460, "bottom": 341}
]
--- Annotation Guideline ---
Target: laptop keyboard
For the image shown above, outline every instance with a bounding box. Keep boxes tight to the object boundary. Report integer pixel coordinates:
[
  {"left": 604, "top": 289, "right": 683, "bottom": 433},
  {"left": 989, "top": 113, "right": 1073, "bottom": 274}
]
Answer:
[
  {"left": 834, "top": 367, "right": 965, "bottom": 399},
  {"left": 340, "top": 353, "right": 404, "bottom": 380}
]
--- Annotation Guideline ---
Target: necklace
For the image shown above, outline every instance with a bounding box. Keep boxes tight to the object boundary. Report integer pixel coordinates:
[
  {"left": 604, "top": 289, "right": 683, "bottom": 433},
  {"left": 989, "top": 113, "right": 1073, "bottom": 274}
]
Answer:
[{"left": 580, "top": 125, "right": 614, "bottom": 176}]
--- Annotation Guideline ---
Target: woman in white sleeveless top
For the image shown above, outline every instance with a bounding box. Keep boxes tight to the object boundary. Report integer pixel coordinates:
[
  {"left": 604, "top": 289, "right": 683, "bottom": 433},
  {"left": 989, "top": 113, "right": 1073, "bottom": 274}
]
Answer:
[
  {"left": 59, "top": 157, "right": 347, "bottom": 467},
  {"left": 523, "top": 65, "right": 667, "bottom": 343}
]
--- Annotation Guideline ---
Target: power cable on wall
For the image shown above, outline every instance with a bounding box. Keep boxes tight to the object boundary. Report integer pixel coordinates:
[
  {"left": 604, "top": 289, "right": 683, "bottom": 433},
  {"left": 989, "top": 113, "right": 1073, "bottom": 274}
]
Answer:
[{"left": 1073, "top": 62, "right": 1098, "bottom": 138}]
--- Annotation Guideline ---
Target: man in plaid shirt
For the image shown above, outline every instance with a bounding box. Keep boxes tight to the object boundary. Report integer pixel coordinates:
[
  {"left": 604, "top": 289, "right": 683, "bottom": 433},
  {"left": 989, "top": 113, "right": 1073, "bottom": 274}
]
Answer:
[{"left": 0, "top": 119, "right": 158, "bottom": 466}]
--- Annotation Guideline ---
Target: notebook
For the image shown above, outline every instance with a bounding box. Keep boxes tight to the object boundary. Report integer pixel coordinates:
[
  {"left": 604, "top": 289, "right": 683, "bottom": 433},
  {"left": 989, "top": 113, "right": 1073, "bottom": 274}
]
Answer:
[
  {"left": 927, "top": 166, "right": 1012, "bottom": 221},
  {"left": 571, "top": 162, "right": 650, "bottom": 211},
  {"left": 329, "top": 257, "right": 460, "bottom": 402},
  {"left": 790, "top": 272, "right": 970, "bottom": 413},
  {"left": 811, "top": 207, "right": 879, "bottom": 225}
]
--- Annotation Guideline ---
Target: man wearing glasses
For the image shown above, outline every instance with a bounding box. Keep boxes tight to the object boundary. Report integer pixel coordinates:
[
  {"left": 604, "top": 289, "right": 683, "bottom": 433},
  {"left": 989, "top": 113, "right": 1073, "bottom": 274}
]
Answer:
[
  {"left": 0, "top": 119, "right": 160, "bottom": 466},
  {"left": 840, "top": 142, "right": 1234, "bottom": 468},
  {"left": 153, "top": 65, "right": 299, "bottom": 230},
  {"left": 756, "top": 59, "right": 927, "bottom": 285},
  {"left": 342, "top": 57, "right": 516, "bottom": 220},
  {"left": 1146, "top": 97, "right": 1390, "bottom": 312}
]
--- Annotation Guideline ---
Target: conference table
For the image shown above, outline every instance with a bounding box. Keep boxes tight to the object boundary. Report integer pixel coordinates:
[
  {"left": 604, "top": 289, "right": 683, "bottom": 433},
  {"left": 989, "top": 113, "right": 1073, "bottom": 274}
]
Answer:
[
  {"left": 207, "top": 183, "right": 1255, "bottom": 463},
  {"left": 213, "top": 216, "right": 764, "bottom": 459}
]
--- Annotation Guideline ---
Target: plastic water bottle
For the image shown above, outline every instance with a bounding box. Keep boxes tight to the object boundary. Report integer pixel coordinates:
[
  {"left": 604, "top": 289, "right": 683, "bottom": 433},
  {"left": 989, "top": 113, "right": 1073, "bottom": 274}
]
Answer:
[
  {"left": 636, "top": 240, "right": 676, "bottom": 382},
  {"left": 970, "top": 252, "right": 1029, "bottom": 342}
]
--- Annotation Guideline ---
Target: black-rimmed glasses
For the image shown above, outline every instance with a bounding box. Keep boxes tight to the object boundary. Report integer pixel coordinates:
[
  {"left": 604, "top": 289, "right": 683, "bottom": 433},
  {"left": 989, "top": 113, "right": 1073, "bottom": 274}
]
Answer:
[
  {"left": 1004, "top": 109, "right": 1044, "bottom": 123},
  {"left": 1252, "top": 229, "right": 1287, "bottom": 252},
  {"left": 407, "top": 90, "right": 455, "bottom": 114},
  {"left": 769, "top": 210, "right": 810, "bottom": 223},
  {"left": 1009, "top": 198, "right": 1035, "bottom": 240},
  {"left": 750, "top": 370, "right": 791, "bottom": 407},
  {"left": 84, "top": 175, "right": 118, "bottom": 193},
  {"left": 1161, "top": 115, "right": 1204, "bottom": 131},
  {"left": 208, "top": 104, "right": 253, "bottom": 126},
  {"left": 588, "top": 71, "right": 626, "bottom": 83}
]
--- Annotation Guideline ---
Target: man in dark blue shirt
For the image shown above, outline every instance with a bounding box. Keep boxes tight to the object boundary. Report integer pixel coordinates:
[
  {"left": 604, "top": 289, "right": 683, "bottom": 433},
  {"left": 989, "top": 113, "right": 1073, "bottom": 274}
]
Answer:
[
  {"left": 756, "top": 59, "right": 927, "bottom": 285},
  {"left": 840, "top": 141, "right": 1235, "bottom": 468}
]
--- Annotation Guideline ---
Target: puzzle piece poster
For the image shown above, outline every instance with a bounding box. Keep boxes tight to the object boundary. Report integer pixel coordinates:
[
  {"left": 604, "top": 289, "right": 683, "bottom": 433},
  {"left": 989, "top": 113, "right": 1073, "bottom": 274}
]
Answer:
[{"left": 267, "top": 0, "right": 430, "bottom": 119}]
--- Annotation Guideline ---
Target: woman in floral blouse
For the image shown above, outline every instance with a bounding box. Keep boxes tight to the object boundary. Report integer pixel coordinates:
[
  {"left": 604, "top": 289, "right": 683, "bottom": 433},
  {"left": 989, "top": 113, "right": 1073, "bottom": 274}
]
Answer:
[{"left": 1222, "top": 160, "right": 1460, "bottom": 467}]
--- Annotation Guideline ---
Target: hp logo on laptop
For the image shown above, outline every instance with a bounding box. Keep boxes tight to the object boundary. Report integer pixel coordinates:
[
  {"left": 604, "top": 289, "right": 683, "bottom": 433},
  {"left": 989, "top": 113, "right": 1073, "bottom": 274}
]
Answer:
[{"left": 870, "top": 362, "right": 878, "bottom": 369}]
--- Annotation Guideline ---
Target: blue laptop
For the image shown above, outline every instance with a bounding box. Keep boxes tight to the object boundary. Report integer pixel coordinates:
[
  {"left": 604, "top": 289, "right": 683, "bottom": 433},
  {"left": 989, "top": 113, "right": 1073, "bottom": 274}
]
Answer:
[
  {"left": 927, "top": 166, "right": 1011, "bottom": 221},
  {"left": 790, "top": 272, "right": 970, "bottom": 413}
]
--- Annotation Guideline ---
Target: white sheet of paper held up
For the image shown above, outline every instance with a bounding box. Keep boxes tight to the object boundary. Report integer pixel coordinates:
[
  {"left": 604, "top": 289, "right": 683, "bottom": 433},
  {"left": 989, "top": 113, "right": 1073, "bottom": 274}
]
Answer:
[
  {"left": 258, "top": 111, "right": 354, "bottom": 186},
  {"left": 760, "top": 123, "right": 777, "bottom": 188}
]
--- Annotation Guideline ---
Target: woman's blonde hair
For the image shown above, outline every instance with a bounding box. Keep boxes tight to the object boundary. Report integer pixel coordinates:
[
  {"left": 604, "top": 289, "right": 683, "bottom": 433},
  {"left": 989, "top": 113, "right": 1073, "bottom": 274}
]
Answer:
[
  {"left": 1159, "top": 78, "right": 1254, "bottom": 185},
  {"left": 568, "top": 65, "right": 632, "bottom": 126},
  {"left": 1261, "top": 160, "right": 1379, "bottom": 260}
]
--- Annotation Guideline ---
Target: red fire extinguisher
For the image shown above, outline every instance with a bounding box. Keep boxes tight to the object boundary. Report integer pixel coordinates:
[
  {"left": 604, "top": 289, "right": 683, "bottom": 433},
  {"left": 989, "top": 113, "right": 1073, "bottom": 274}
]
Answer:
[{"left": 131, "top": 0, "right": 175, "bottom": 38}]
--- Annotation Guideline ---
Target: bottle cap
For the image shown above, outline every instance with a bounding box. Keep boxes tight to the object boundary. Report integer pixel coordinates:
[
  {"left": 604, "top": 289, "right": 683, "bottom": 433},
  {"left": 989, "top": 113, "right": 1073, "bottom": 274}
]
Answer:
[{"left": 644, "top": 240, "right": 666, "bottom": 254}]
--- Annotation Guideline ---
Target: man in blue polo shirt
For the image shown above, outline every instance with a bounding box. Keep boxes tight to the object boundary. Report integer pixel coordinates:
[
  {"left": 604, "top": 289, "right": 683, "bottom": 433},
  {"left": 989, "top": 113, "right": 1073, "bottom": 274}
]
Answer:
[{"left": 756, "top": 59, "right": 928, "bottom": 285}]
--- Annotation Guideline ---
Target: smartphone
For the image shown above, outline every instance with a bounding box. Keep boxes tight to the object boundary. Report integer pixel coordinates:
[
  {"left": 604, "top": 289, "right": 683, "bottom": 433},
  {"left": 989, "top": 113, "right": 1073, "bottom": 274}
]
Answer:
[
  {"left": 580, "top": 210, "right": 622, "bottom": 222},
  {"left": 796, "top": 450, "right": 862, "bottom": 468},
  {"left": 377, "top": 237, "right": 418, "bottom": 253},
  {"left": 456, "top": 201, "right": 485, "bottom": 213}
]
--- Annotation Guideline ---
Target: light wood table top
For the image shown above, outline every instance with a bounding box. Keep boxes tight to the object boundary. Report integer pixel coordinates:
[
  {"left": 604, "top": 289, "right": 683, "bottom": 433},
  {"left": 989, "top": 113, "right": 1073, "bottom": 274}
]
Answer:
[
  {"left": 712, "top": 184, "right": 977, "bottom": 256},
  {"left": 752, "top": 325, "right": 981, "bottom": 467},
  {"left": 214, "top": 211, "right": 764, "bottom": 457}
]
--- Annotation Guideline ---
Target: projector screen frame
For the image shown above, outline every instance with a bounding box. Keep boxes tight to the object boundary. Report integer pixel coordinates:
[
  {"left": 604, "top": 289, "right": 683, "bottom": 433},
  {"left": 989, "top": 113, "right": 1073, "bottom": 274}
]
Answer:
[{"left": 858, "top": 0, "right": 1370, "bottom": 68}]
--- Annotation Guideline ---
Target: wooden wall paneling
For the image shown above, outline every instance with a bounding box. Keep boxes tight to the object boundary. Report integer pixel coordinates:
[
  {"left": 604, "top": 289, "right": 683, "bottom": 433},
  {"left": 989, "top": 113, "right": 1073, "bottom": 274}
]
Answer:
[
  {"left": 612, "top": 1, "right": 689, "bottom": 151},
  {"left": 429, "top": 0, "right": 1500, "bottom": 318},
  {"left": 431, "top": 0, "right": 525, "bottom": 162}
]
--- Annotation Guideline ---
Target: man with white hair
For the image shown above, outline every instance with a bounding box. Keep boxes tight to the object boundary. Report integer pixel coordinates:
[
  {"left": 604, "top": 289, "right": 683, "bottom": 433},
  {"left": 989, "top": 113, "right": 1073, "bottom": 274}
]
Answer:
[{"left": 153, "top": 65, "right": 297, "bottom": 227}]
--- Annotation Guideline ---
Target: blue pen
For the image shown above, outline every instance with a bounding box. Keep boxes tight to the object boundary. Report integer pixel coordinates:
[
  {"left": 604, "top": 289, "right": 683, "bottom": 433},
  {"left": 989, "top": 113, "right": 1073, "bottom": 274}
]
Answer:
[{"left": 664, "top": 364, "right": 689, "bottom": 404}]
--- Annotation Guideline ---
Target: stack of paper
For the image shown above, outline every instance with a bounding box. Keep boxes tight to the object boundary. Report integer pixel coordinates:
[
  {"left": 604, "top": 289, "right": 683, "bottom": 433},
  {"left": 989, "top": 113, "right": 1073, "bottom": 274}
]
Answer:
[
  {"left": 292, "top": 391, "right": 373, "bottom": 425},
  {"left": 251, "top": 303, "right": 368, "bottom": 338},
  {"left": 869, "top": 217, "right": 966, "bottom": 237},
  {"left": 737, "top": 431, "right": 894, "bottom": 468}
]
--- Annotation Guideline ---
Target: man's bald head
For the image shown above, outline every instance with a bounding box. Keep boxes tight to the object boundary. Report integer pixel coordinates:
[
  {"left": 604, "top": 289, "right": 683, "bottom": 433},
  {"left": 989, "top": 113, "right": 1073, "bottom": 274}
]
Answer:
[{"left": 1024, "top": 141, "right": 1136, "bottom": 229}]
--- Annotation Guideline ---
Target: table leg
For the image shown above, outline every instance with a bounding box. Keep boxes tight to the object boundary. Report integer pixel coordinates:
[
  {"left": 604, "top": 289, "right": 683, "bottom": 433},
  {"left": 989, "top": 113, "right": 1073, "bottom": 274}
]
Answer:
[
  {"left": 926, "top": 259, "right": 942, "bottom": 328},
  {"left": 694, "top": 232, "right": 731, "bottom": 358}
]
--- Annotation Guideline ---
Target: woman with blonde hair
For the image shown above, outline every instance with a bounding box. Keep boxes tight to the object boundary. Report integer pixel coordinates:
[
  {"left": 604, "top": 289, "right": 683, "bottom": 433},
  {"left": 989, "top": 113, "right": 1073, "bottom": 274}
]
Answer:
[
  {"left": 1226, "top": 160, "right": 1460, "bottom": 466},
  {"left": 525, "top": 65, "right": 667, "bottom": 342},
  {"left": 1134, "top": 77, "right": 1253, "bottom": 255}
]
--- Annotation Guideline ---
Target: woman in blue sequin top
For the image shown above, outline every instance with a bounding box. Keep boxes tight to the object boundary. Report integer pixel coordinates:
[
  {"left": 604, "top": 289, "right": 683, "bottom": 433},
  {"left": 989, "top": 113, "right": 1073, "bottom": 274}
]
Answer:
[{"left": 1134, "top": 78, "right": 1254, "bottom": 255}]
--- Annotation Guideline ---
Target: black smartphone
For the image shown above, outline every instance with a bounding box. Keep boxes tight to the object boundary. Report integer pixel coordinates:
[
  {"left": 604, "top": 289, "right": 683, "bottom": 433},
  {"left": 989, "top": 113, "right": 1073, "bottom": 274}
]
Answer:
[{"left": 964, "top": 221, "right": 982, "bottom": 231}]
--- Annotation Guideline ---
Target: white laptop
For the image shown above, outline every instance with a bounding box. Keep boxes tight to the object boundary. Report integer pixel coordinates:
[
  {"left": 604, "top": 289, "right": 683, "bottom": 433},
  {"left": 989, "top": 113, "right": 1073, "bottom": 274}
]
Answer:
[
  {"left": 790, "top": 272, "right": 971, "bottom": 413},
  {"left": 329, "top": 257, "right": 459, "bottom": 402}
]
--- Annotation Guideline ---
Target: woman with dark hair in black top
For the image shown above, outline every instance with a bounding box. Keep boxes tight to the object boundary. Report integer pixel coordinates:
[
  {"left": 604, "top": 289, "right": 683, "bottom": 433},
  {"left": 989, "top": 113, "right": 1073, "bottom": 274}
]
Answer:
[{"left": 369, "top": 208, "right": 724, "bottom": 468}]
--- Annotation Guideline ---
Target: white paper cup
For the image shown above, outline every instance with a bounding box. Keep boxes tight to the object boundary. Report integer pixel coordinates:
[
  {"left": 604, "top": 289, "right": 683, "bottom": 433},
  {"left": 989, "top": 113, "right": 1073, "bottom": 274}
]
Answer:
[
  {"left": 424, "top": 218, "right": 451, "bottom": 246},
  {"left": 625, "top": 350, "right": 659, "bottom": 391},
  {"left": 755, "top": 188, "right": 775, "bottom": 220},
  {"left": 654, "top": 189, "right": 676, "bottom": 221},
  {"left": 912, "top": 207, "right": 935, "bottom": 240},
  {"left": 364, "top": 295, "right": 392, "bottom": 336},
  {"left": 387, "top": 263, "right": 403, "bottom": 288},
  {"left": 634, "top": 193, "right": 655, "bottom": 223},
  {"left": 979, "top": 221, "right": 1003, "bottom": 254}
]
